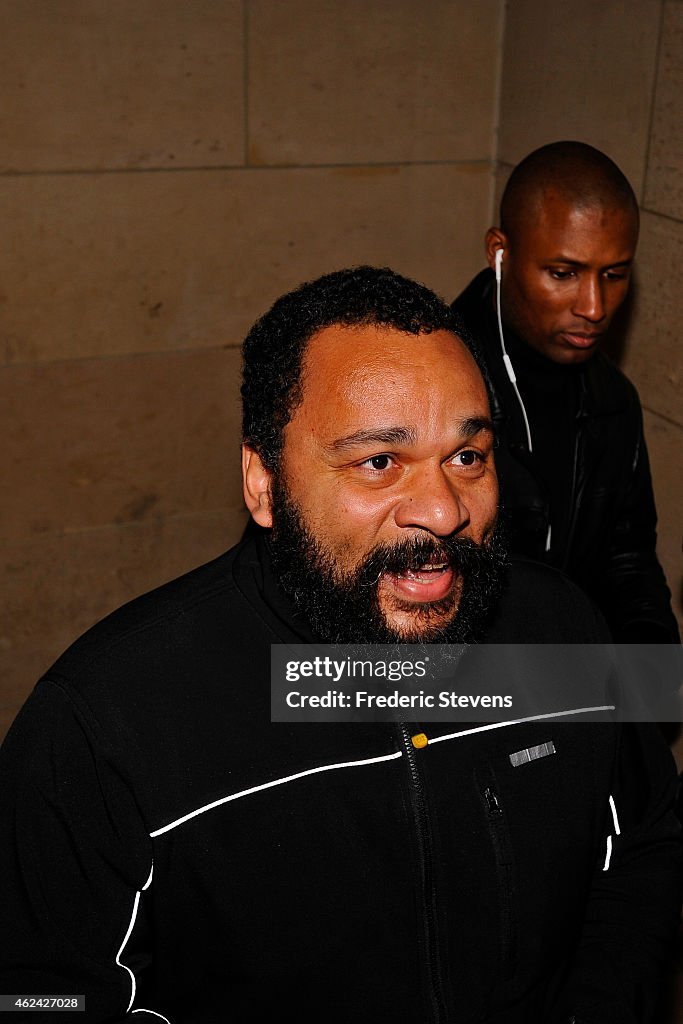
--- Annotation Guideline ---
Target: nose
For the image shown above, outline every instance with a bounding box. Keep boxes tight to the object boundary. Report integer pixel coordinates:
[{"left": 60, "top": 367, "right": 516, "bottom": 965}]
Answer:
[
  {"left": 393, "top": 464, "right": 470, "bottom": 537},
  {"left": 572, "top": 274, "right": 606, "bottom": 323}
]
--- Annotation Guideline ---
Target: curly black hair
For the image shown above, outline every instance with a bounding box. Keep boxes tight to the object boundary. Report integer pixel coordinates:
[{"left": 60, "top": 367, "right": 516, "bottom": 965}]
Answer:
[{"left": 241, "top": 265, "right": 477, "bottom": 470}]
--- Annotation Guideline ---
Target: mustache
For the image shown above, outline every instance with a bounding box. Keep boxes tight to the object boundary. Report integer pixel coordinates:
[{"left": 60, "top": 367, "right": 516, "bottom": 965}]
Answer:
[{"left": 356, "top": 533, "right": 498, "bottom": 588}]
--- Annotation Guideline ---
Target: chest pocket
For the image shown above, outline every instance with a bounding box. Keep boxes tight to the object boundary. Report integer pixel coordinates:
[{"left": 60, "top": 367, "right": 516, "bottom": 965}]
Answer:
[
  {"left": 472, "top": 730, "right": 604, "bottom": 989},
  {"left": 475, "top": 764, "right": 517, "bottom": 981}
]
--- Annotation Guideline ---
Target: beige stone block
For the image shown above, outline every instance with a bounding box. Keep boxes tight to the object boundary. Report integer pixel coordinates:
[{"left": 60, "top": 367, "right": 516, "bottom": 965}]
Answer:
[
  {"left": 1, "top": 163, "right": 491, "bottom": 363},
  {"left": 491, "top": 162, "right": 514, "bottom": 224},
  {"left": 497, "top": 0, "right": 661, "bottom": 198},
  {"left": 644, "top": 1, "right": 683, "bottom": 220},
  {"left": 0, "top": 348, "right": 245, "bottom": 538},
  {"left": 235, "top": 163, "right": 493, "bottom": 308},
  {"left": 1, "top": 170, "right": 251, "bottom": 363},
  {"left": 248, "top": 0, "right": 500, "bottom": 165},
  {"left": 0, "top": 509, "right": 249, "bottom": 719},
  {"left": 0, "top": 0, "right": 244, "bottom": 172},
  {"left": 642, "top": 410, "right": 683, "bottom": 635},
  {"left": 622, "top": 212, "right": 683, "bottom": 425}
]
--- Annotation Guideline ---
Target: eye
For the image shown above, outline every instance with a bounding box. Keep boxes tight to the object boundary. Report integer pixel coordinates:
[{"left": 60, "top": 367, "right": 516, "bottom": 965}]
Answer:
[
  {"left": 604, "top": 269, "right": 629, "bottom": 281},
  {"left": 548, "top": 268, "right": 575, "bottom": 280},
  {"left": 361, "top": 454, "right": 393, "bottom": 471},
  {"left": 452, "top": 449, "right": 483, "bottom": 468}
]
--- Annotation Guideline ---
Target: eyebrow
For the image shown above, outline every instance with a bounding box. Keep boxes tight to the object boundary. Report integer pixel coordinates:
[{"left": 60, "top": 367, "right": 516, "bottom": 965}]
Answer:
[
  {"left": 460, "top": 416, "right": 494, "bottom": 438},
  {"left": 549, "top": 256, "right": 633, "bottom": 268},
  {"left": 325, "top": 417, "right": 494, "bottom": 454}
]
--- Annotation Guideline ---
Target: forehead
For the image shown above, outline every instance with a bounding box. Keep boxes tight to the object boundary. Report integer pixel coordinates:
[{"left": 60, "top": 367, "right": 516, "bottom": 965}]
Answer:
[
  {"left": 515, "top": 193, "right": 638, "bottom": 258},
  {"left": 291, "top": 323, "right": 488, "bottom": 438}
]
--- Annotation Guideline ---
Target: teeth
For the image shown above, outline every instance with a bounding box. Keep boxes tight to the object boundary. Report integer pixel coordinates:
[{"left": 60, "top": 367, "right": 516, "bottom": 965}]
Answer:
[
  {"left": 397, "top": 563, "right": 447, "bottom": 576},
  {"left": 388, "top": 562, "right": 449, "bottom": 579}
]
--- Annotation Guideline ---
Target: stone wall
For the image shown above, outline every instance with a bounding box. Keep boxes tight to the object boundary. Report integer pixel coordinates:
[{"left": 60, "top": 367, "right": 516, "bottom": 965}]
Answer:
[{"left": 0, "top": 0, "right": 502, "bottom": 737}]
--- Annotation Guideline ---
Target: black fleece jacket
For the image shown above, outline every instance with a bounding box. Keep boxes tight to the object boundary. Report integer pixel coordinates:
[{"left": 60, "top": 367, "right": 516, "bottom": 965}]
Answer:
[
  {"left": 452, "top": 269, "right": 679, "bottom": 644},
  {"left": 0, "top": 533, "right": 680, "bottom": 1023}
]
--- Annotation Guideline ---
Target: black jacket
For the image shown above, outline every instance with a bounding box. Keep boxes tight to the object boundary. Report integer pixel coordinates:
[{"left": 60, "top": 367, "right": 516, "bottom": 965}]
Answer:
[
  {"left": 0, "top": 533, "right": 680, "bottom": 1023},
  {"left": 453, "top": 269, "right": 679, "bottom": 643}
]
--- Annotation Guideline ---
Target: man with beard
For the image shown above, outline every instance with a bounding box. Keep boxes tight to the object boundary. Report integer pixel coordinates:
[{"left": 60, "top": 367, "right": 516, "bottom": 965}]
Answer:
[
  {"left": 452, "top": 141, "right": 679, "bottom": 644},
  {"left": 0, "top": 267, "right": 680, "bottom": 1023}
]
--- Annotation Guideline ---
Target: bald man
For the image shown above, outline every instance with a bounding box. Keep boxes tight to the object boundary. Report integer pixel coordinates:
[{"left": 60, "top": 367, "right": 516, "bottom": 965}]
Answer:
[{"left": 453, "top": 141, "right": 679, "bottom": 643}]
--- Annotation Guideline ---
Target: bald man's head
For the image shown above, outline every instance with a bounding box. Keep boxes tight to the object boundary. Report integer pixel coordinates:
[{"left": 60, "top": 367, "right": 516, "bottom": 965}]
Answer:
[
  {"left": 500, "top": 141, "right": 638, "bottom": 242},
  {"left": 485, "top": 141, "right": 639, "bottom": 365}
]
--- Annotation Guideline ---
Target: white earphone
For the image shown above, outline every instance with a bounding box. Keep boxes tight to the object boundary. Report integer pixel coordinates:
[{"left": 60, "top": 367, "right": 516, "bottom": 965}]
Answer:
[
  {"left": 494, "top": 247, "right": 504, "bottom": 281},
  {"left": 492, "top": 246, "right": 534, "bottom": 456}
]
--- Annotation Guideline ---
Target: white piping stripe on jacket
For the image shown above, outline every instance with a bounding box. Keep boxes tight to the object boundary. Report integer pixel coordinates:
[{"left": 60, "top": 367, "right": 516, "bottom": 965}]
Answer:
[
  {"left": 427, "top": 706, "right": 615, "bottom": 746},
  {"left": 149, "top": 705, "right": 614, "bottom": 840},
  {"left": 603, "top": 794, "right": 621, "bottom": 872},
  {"left": 609, "top": 794, "right": 621, "bottom": 835},
  {"left": 603, "top": 834, "right": 613, "bottom": 871},
  {"left": 117, "top": 862, "right": 154, "bottom": 1012},
  {"left": 149, "top": 750, "right": 404, "bottom": 837}
]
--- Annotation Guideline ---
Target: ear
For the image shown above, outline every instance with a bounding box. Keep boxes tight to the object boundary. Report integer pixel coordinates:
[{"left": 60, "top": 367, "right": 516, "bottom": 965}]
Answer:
[
  {"left": 485, "top": 227, "right": 508, "bottom": 270},
  {"left": 241, "top": 445, "right": 274, "bottom": 528}
]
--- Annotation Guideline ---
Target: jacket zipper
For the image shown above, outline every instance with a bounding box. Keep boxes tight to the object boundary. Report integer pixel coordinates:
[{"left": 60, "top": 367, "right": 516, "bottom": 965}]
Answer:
[
  {"left": 398, "top": 723, "right": 447, "bottom": 1023},
  {"left": 561, "top": 378, "right": 588, "bottom": 571}
]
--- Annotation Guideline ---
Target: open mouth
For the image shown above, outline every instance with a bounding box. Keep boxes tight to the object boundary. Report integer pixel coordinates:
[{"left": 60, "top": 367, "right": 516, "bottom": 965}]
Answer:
[
  {"left": 400, "top": 561, "right": 448, "bottom": 581},
  {"left": 382, "top": 560, "right": 456, "bottom": 603}
]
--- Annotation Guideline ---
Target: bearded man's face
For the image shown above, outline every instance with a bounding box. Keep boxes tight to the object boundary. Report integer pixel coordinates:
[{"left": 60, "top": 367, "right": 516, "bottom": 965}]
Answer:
[{"left": 243, "top": 323, "right": 504, "bottom": 642}]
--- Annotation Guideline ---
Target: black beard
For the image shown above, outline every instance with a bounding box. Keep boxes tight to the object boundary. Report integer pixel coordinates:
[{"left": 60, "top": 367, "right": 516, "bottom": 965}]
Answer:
[{"left": 269, "top": 480, "right": 508, "bottom": 644}]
